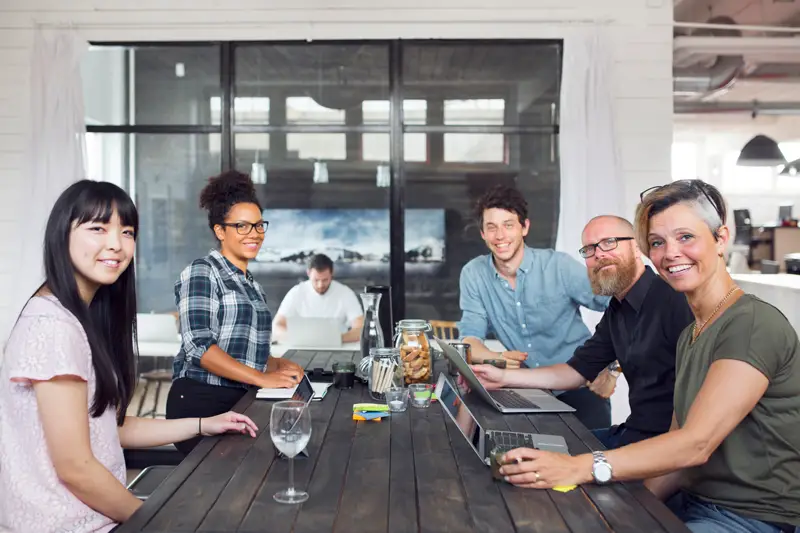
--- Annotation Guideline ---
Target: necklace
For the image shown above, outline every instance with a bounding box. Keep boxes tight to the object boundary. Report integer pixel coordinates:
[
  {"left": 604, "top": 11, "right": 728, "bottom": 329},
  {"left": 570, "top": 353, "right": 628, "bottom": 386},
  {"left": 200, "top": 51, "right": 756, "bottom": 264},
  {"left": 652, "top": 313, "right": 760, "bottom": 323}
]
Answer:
[{"left": 691, "top": 285, "right": 741, "bottom": 342}]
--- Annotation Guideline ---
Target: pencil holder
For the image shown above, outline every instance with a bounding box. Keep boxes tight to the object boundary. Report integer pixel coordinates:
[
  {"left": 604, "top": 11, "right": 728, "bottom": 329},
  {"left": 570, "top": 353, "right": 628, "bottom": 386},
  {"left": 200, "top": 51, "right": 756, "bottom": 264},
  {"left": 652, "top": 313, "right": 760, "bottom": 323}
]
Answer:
[{"left": 368, "top": 347, "right": 403, "bottom": 402}]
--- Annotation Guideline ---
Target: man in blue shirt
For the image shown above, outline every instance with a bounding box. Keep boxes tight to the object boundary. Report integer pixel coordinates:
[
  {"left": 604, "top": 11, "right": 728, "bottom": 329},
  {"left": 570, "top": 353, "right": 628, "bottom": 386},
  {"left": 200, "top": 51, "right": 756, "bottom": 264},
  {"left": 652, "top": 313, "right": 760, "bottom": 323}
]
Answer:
[{"left": 457, "top": 185, "right": 611, "bottom": 429}]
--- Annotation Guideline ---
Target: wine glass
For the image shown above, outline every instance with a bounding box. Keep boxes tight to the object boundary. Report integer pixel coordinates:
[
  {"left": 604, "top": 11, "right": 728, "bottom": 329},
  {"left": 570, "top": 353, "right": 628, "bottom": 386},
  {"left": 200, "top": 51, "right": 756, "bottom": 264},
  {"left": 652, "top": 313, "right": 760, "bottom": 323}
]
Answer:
[{"left": 270, "top": 400, "right": 312, "bottom": 504}]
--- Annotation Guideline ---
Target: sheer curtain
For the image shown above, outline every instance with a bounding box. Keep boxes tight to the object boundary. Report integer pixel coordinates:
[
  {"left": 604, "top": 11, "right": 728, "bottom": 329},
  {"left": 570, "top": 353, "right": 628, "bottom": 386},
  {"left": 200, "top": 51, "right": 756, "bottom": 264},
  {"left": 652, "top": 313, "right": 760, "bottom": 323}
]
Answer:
[
  {"left": 556, "top": 28, "right": 629, "bottom": 424},
  {"left": 5, "top": 28, "right": 88, "bottom": 352},
  {"left": 556, "top": 27, "right": 624, "bottom": 257}
]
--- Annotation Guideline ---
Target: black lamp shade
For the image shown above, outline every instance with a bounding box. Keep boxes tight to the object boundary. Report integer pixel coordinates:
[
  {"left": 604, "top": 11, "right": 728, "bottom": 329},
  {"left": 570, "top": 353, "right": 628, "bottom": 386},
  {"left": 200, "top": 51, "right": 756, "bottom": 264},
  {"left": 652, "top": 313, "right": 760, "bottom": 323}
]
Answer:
[
  {"left": 737, "top": 135, "right": 786, "bottom": 167},
  {"left": 780, "top": 158, "right": 800, "bottom": 176}
]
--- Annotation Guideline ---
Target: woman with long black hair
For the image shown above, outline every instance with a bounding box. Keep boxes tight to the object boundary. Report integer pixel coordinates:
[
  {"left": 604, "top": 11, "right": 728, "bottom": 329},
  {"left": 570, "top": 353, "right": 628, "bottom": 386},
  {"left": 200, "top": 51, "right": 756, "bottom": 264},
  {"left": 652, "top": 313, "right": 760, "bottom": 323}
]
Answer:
[{"left": 0, "top": 180, "right": 257, "bottom": 533}]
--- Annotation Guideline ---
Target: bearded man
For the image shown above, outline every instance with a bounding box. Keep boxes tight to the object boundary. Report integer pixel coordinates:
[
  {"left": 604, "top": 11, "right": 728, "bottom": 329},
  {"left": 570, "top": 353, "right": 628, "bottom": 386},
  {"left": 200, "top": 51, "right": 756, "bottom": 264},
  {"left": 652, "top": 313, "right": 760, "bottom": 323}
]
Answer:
[{"left": 472, "top": 215, "right": 693, "bottom": 448}]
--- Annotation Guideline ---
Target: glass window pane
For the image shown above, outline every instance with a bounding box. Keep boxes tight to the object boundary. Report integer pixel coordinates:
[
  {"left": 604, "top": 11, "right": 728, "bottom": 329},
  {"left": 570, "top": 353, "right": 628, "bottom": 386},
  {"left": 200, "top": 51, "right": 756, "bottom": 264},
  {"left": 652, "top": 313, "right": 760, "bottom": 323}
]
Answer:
[
  {"left": 287, "top": 133, "right": 346, "bottom": 160},
  {"left": 444, "top": 99, "right": 505, "bottom": 126},
  {"left": 83, "top": 45, "right": 221, "bottom": 126},
  {"left": 233, "top": 133, "right": 391, "bottom": 313},
  {"left": 402, "top": 42, "right": 561, "bottom": 127},
  {"left": 234, "top": 44, "right": 390, "bottom": 125},
  {"left": 445, "top": 134, "right": 505, "bottom": 163},
  {"left": 211, "top": 96, "right": 270, "bottom": 126},
  {"left": 131, "top": 134, "right": 222, "bottom": 313},
  {"left": 287, "top": 97, "right": 345, "bottom": 125},
  {"left": 404, "top": 133, "right": 559, "bottom": 320},
  {"left": 85, "top": 133, "right": 127, "bottom": 189},
  {"left": 362, "top": 133, "right": 427, "bottom": 162},
  {"left": 362, "top": 99, "right": 427, "bottom": 125}
]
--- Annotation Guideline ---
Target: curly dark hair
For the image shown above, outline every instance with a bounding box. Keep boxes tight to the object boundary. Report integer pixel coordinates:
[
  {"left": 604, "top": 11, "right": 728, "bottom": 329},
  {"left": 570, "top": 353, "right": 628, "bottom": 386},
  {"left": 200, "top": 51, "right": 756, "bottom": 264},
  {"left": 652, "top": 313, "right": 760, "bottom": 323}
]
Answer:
[
  {"left": 474, "top": 184, "right": 528, "bottom": 227},
  {"left": 199, "top": 170, "right": 262, "bottom": 236}
]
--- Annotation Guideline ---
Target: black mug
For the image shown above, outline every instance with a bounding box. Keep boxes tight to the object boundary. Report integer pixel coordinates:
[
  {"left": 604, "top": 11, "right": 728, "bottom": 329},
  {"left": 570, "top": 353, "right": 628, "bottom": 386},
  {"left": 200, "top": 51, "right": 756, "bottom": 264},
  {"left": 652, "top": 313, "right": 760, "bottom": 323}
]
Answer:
[{"left": 332, "top": 361, "right": 356, "bottom": 389}]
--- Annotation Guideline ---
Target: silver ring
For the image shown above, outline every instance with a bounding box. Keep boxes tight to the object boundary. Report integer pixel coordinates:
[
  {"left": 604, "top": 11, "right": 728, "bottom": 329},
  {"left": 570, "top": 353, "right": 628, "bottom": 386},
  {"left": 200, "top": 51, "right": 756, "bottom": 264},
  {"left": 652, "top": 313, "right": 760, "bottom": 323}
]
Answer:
[{"left": 534, "top": 471, "right": 541, "bottom": 481}]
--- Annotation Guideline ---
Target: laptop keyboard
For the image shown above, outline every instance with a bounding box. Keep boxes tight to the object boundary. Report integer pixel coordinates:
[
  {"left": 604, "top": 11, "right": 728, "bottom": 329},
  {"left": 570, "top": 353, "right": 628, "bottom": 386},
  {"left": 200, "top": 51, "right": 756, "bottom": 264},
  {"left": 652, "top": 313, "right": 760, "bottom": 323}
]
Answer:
[
  {"left": 489, "top": 389, "right": 541, "bottom": 409},
  {"left": 489, "top": 431, "right": 536, "bottom": 450}
]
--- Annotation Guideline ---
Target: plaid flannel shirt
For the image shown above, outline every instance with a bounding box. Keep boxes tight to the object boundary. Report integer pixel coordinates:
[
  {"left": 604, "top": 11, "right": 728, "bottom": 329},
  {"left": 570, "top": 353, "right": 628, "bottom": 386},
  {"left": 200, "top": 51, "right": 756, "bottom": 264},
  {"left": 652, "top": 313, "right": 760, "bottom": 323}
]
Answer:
[{"left": 172, "top": 249, "right": 271, "bottom": 388}]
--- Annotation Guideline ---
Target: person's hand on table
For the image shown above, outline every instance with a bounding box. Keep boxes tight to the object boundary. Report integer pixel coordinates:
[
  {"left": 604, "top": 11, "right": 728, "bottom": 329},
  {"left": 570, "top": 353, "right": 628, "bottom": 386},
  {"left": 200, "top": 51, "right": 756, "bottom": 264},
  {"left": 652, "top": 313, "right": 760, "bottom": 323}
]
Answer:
[
  {"left": 260, "top": 371, "right": 298, "bottom": 389},
  {"left": 497, "top": 350, "right": 527, "bottom": 369},
  {"left": 273, "top": 358, "right": 304, "bottom": 382},
  {"left": 470, "top": 364, "right": 507, "bottom": 390},
  {"left": 499, "top": 448, "right": 592, "bottom": 489},
  {"left": 588, "top": 368, "right": 618, "bottom": 399},
  {"left": 200, "top": 411, "right": 259, "bottom": 438}
]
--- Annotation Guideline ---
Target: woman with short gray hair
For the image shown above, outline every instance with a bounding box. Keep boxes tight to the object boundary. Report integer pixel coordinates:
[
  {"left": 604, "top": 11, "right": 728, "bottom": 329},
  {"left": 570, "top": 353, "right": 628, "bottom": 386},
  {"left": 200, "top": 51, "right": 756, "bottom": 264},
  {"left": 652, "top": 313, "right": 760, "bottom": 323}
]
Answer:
[{"left": 496, "top": 180, "right": 800, "bottom": 533}]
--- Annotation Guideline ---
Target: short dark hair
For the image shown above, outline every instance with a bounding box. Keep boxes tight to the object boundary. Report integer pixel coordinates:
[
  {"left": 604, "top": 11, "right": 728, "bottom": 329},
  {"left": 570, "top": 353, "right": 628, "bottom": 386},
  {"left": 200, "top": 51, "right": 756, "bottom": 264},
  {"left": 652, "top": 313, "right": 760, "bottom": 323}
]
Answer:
[
  {"left": 474, "top": 184, "right": 528, "bottom": 227},
  {"left": 199, "top": 170, "right": 262, "bottom": 238},
  {"left": 308, "top": 253, "right": 334, "bottom": 272}
]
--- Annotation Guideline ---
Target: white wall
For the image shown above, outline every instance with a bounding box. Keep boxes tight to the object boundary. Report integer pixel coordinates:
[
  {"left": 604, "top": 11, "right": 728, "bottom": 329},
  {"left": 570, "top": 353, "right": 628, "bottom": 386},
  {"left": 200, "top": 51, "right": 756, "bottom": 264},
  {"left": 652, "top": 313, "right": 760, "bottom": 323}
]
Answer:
[{"left": 0, "top": 1, "right": 674, "bottom": 405}]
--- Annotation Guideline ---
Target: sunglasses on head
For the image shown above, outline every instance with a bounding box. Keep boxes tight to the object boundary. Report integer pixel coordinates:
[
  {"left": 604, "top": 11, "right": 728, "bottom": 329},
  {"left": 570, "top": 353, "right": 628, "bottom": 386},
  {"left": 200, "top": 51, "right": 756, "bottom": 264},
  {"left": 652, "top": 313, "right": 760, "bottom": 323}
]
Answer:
[{"left": 639, "top": 179, "right": 724, "bottom": 221}]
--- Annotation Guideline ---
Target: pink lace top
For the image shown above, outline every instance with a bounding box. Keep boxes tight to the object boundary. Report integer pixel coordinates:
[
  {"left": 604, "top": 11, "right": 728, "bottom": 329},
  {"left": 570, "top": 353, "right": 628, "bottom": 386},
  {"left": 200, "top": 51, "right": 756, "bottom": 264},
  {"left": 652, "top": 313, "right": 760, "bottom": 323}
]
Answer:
[{"left": 0, "top": 296, "right": 125, "bottom": 533}]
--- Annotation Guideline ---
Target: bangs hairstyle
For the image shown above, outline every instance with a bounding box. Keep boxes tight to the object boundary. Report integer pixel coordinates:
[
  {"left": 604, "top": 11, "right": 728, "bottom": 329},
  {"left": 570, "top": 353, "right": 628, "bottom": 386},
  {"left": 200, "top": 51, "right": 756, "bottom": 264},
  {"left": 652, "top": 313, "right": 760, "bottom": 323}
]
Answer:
[
  {"left": 44, "top": 180, "right": 139, "bottom": 426},
  {"left": 634, "top": 179, "right": 727, "bottom": 257}
]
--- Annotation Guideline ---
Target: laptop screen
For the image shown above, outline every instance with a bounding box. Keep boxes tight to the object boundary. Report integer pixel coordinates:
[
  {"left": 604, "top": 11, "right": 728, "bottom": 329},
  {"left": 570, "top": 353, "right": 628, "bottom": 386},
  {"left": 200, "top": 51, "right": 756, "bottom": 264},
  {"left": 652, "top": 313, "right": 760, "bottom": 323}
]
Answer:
[
  {"left": 438, "top": 375, "right": 484, "bottom": 459},
  {"left": 290, "top": 374, "right": 315, "bottom": 405}
]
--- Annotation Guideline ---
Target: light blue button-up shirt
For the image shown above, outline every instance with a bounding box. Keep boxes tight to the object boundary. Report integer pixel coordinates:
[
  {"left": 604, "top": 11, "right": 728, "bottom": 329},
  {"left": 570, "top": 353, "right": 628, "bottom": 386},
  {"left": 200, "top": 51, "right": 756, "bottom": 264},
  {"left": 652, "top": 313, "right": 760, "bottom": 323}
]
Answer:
[{"left": 457, "top": 246, "right": 609, "bottom": 368}]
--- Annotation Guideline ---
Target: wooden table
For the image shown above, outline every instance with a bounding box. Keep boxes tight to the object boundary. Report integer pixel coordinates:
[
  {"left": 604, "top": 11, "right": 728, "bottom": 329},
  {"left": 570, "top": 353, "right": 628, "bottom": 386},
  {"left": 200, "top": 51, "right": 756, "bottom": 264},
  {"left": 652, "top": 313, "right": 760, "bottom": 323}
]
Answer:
[{"left": 116, "top": 351, "right": 689, "bottom": 533}]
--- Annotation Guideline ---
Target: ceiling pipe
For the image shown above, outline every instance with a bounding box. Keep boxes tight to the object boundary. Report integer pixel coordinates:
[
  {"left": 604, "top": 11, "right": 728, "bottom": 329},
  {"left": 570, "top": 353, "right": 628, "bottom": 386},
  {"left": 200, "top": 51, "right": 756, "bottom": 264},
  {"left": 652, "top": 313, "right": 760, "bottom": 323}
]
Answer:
[
  {"left": 674, "top": 21, "right": 800, "bottom": 35},
  {"left": 674, "top": 101, "right": 800, "bottom": 115},
  {"left": 673, "top": 54, "right": 742, "bottom": 97}
]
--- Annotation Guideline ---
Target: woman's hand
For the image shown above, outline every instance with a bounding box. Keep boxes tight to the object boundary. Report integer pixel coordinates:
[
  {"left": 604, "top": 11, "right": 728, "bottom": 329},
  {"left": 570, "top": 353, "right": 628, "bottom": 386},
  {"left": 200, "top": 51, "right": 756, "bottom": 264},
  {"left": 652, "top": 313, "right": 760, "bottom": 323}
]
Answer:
[
  {"left": 274, "top": 358, "right": 304, "bottom": 382},
  {"left": 499, "top": 448, "right": 593, "bottom": 489},
  {"left": 470, "top": 364, "right": 507, "bottom": 390},
  {"left": 200, "top": 411, "right": 259, "bottom": 438},
  {"left": 260, "top": 371, "right": 298, "bottom": 389}
]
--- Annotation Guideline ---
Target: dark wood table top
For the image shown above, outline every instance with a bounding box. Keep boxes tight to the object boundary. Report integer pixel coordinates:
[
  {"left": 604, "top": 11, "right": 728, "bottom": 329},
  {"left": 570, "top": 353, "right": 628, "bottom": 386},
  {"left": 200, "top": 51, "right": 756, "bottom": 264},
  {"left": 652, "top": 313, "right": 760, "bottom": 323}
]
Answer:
[{"left": 117, "top": 350, "right": 689, "bottom": 533}]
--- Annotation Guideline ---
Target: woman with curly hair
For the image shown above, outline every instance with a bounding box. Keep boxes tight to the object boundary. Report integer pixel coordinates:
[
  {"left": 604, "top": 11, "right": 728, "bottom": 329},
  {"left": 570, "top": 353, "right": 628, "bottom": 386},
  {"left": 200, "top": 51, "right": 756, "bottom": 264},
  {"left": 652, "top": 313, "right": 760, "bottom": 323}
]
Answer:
[{"left": 166, "top": 171, "right": 303, "bottom": 455}]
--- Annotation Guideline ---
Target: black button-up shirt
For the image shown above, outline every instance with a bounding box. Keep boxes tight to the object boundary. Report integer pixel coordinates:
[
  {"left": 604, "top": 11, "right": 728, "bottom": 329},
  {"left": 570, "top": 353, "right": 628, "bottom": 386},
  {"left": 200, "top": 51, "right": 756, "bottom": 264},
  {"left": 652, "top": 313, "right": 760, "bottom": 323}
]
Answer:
[{"left": 567, "top": 267, "right": 694, "bottom": 434}]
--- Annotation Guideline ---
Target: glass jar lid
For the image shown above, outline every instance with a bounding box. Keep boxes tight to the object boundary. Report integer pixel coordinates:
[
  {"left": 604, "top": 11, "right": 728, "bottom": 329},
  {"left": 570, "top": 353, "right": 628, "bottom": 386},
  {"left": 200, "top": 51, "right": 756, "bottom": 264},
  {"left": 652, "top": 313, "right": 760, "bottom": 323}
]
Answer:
[
  {"left": 396, "top": 319, "right": 431, "bottom": 331},
  {"left": 370, "top": 347, "right": 400, "bottom": 357}
]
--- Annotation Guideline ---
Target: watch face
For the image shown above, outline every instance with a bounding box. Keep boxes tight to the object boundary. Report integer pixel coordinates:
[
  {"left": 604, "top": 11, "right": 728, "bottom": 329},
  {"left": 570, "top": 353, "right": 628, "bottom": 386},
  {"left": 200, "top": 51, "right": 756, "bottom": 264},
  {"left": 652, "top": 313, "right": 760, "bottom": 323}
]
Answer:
[{"left": 594, "top": 463, "right": 612, "bottom": 483}]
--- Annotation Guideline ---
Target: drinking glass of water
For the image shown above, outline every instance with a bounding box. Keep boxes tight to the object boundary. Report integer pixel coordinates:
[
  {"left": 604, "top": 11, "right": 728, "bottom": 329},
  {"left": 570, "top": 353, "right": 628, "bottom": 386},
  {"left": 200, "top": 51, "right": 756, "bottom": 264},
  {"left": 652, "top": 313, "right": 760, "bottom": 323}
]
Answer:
[{"left": 270, "top": 400, "right": 312, "bottom": 504}]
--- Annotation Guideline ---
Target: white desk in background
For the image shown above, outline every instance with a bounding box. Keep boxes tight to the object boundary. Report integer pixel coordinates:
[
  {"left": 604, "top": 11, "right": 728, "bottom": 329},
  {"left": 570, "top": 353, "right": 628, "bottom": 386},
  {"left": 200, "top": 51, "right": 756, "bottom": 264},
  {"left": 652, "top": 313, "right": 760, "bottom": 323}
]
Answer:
[
  {"left": 732, "top": 273, "right": 800, "bottom": 334},
  {"left": 270, "top": 339, "right": 506, "bottom": 358}
]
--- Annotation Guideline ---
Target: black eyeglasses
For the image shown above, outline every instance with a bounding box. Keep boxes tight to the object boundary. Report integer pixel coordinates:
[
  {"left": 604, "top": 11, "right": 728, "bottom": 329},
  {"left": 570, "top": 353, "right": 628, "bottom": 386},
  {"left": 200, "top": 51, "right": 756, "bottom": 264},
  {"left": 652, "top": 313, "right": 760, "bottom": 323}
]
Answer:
[
  {"left": 579, "top": 237, "right": 634, "bottom": 259},
  {"left": 640, "top": 179, "right": 723, "bottom": 220},
  {"left": 219, "top": 221, "right": 269, "bottom": 235}
]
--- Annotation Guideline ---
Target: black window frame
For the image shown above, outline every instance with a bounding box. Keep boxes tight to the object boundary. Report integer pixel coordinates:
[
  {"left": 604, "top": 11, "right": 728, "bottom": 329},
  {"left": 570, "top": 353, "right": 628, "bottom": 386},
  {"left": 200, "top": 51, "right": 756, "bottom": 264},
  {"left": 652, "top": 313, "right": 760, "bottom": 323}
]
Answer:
[{"left": 86, "top": 39, "right": 562, "bottom": 321}]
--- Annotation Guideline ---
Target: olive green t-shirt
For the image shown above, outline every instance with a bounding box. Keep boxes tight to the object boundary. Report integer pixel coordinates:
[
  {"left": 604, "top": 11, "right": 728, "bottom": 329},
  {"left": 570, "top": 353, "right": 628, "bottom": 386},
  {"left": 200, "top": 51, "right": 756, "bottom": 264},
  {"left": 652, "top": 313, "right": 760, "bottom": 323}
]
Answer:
[{"left": 674, "top": 294, "right": 800, "bottom": 526}]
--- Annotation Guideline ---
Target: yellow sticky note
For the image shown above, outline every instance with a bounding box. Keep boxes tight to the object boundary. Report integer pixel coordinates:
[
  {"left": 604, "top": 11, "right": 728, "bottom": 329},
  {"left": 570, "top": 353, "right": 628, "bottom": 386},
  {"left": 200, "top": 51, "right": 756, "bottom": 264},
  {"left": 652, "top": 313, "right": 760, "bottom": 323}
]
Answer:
[{"left": 552, "top": 485, "right": 577, "bottom": 493}]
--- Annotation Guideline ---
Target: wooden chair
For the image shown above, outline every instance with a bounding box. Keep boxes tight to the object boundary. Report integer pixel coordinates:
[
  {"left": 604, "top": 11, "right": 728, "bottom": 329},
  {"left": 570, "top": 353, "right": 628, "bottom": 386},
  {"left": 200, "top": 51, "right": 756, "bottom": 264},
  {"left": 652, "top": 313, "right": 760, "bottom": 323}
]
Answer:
[
  {"left": 429, "top": 320, "right": 459, "bottom": 340},
  {"left": 136, "top": 369, "right": 172, "bottom": 418}
]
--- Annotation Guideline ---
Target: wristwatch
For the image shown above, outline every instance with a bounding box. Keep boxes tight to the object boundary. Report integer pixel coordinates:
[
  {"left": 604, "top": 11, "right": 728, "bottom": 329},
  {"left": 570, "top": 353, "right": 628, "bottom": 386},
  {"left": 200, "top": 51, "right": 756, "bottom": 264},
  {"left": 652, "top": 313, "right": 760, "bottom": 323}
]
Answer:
[{"left": 591, "top": 451, "right": 613, "bottom": 484}]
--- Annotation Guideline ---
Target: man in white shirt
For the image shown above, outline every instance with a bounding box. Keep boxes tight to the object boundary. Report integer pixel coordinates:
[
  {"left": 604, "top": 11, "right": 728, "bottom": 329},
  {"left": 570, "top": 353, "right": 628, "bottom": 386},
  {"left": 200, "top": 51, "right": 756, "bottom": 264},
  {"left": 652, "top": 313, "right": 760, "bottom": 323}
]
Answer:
[{"left": 272, "top": 254, "right": 365, "bottom": 343}]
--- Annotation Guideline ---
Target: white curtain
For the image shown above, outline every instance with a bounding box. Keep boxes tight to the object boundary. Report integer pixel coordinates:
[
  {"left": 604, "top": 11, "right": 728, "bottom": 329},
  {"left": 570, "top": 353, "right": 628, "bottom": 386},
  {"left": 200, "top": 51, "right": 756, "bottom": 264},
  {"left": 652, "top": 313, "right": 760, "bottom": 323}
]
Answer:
[
  {"left": 4, "top": 28, "right": 87, "bottom": 353},
  {"left": 556, "top": 28, "right": 630, "bottom": 424},
  {"left": 556, "top": 27, "right": 624, "bottom": 258}
]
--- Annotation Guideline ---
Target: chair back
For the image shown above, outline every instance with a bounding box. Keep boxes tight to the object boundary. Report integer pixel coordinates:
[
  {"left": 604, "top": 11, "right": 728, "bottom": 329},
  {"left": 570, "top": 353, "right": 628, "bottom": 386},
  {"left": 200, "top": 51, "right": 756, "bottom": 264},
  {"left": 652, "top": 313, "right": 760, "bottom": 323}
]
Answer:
[{"left": 429, "top": 320, "right": 459, "bottom": 340}]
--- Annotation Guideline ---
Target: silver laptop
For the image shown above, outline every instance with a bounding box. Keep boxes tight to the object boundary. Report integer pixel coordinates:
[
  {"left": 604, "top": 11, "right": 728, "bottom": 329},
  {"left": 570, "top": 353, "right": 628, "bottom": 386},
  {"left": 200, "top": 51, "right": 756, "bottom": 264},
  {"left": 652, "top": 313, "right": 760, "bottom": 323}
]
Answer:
[
  {"left": 436, "top": 337, "right": 575, "bottom": 414},
  {"left": 286, "top": 317, "right": 342, "bottom": 348},
  {"left": 435, "top": 373, "right": 569, "bottom": 465}
]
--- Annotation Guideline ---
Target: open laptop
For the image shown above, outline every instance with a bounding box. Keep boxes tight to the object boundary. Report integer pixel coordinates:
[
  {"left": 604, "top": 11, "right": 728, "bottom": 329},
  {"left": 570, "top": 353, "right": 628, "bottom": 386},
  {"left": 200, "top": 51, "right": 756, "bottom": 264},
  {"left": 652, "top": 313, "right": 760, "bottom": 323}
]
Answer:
[
  {"left": 286, "top": 316, "right": 342, "bottom": 348},
  {"left": 435, "top": 373, "right": 569, "bottom": 466},
  {"left": 436, "top": 338, "right": 575, "bottom": 414}
]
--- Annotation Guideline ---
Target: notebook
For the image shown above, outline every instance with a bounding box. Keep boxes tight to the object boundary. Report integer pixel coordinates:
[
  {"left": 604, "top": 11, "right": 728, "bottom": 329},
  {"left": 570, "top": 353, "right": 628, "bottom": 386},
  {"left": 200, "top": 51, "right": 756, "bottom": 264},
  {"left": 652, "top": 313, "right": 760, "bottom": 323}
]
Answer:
[{"left": 256, "top": 375, "right": 332, "bottom": 402}]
